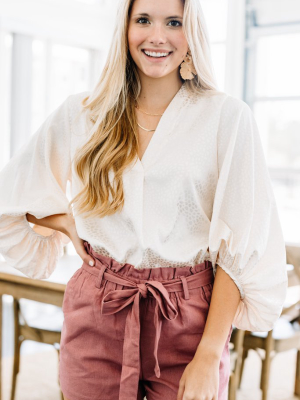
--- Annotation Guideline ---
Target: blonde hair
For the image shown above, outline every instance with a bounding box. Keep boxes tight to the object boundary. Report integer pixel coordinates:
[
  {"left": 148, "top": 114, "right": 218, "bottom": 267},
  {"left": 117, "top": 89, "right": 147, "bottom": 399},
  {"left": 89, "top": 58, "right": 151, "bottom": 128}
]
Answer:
[{"left": 69, "top": 0, "right": 221, "bottom": 219}]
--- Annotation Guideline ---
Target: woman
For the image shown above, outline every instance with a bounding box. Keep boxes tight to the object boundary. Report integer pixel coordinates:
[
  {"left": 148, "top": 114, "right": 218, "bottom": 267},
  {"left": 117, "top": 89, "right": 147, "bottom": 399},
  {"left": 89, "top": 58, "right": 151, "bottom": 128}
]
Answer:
[{"left": 0, "top": 0, "right": 288, "bottom": 399}]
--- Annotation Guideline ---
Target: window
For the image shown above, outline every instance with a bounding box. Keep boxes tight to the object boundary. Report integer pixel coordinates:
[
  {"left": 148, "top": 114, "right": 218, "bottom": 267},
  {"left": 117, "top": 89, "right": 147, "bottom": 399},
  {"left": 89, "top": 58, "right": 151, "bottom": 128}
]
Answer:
[
  {"left": 201, "top": 0, "right": 229, "bottom": 91},
  {"left": 0, "top": 32, "right": 13, "bottom": 170},
  {"left": 32, "top": 39, "right": 91, "bottom": 132},
  {"left": 245, "top": 9, "right": 300, "bottom": 243}
]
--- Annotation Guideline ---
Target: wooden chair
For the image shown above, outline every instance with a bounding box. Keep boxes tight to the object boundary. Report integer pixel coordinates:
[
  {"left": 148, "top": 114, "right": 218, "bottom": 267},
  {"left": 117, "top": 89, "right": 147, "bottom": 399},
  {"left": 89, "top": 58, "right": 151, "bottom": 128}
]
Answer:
[
  {"left": 237, "top": 304, "right": 300, "bottom": 400},
  {"left": 237, "top": 244, "right": 300, "bottom": 400},
  {"left": 5, "top": 245, "right": 71, "bottom": 400},
  {"left": 10, "top": 298, "right": 64, "bottom": 400},
  {"left": 228, "top": 327, "right": 246, "bottom": 400},
  {"left": 286, "top": 243, "right": 300, "bottom": 281}
]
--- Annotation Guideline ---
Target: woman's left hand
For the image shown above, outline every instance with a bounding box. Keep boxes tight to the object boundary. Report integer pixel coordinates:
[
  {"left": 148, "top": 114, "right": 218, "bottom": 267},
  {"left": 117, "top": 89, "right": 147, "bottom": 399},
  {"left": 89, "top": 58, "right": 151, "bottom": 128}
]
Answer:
[{"left": 176, "top": 349, "right": 220, "bottom": 400}]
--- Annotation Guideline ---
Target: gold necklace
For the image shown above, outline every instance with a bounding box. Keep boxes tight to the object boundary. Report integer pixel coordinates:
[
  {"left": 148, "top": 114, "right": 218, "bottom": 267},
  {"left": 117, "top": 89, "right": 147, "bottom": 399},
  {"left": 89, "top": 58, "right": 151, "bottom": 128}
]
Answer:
[
  {"left": 135, "top": 103, "right": 164, "bottom": 116},
  {"left": 137, "top": 122, "right": 156, "bottom": 132},
  {"left": 135, "top": 102, "right": 165, "bottom": 132}
]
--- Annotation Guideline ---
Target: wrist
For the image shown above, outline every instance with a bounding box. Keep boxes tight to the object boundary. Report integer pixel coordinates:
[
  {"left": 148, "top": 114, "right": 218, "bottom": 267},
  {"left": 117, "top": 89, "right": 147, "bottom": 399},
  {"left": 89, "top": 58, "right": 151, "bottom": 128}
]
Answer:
[{"left": 194, "top": 340, "right": 222, "bottom": 363}]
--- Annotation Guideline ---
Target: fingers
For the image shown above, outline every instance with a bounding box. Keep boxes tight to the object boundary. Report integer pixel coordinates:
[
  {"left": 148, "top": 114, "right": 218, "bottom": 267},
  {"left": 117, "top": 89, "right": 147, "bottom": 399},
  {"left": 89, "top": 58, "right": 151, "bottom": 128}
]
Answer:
[
  {"left": 74, "top": 238, "right": 95, "bottom": 267},
  {"left": 176, "top": 380, "right": 184, "bottom": 400},
  {"left": 67, "top": 225, "right": 95, "bottom": 266}
]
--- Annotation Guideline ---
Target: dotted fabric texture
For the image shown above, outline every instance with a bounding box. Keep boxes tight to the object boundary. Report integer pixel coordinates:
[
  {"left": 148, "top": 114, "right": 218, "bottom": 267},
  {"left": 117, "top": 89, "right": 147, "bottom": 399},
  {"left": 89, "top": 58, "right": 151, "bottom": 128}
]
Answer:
[{"left": 0, "top": 83, "right": 288, "bottom": 331}]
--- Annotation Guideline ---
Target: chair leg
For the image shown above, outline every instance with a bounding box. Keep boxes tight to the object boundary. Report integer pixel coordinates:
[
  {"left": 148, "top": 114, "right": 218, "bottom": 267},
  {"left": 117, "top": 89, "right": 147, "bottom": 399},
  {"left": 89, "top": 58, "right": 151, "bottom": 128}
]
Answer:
[
  {"left": 260, "top": 331, "right": 274, "bottom": 400},
  {"left": 238, "top": 347, "right": 249, "bottom": 388},
  {"left": 56, "top": 347, "right": 64, "bottom": 400},
  {"left": 0, "top": 295, "right": 3, "bottom": 400},
  {"left": 10, "top": 300, "right": 22, "bottom": 400},
  {"left": 228, "top": 371, "right": 236, "bottom": 400},
  {"left": 294, "top": 349, "right": 300, "bottom": 395}
]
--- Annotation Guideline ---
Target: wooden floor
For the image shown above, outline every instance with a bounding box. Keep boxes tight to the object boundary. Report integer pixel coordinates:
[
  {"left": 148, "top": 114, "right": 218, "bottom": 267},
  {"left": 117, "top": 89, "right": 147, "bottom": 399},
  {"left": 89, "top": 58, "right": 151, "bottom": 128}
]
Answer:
[{"left": 1, "top": 345, "right": 299, "bottom": 400}]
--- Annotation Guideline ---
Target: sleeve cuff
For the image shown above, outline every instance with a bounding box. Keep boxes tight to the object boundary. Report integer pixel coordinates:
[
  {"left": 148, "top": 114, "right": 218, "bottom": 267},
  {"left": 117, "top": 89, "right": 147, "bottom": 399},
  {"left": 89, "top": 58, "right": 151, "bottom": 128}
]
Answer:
[{"left": 0, "top": 213, "right": 71, "bottom": 279}]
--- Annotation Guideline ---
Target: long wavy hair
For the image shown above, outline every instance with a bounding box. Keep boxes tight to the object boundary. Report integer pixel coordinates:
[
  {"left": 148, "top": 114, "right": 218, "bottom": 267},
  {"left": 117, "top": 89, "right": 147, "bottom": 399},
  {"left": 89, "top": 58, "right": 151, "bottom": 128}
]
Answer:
[{"left": 69, "top": 0, "right": 220, "bottom": 219}]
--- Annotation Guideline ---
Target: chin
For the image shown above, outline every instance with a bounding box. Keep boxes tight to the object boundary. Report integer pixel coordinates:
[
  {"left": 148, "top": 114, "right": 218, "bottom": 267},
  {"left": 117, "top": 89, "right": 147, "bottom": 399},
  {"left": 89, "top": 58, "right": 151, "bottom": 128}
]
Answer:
[
  {"left": 140, "top": 68, "right": 173, "bottom": 79},
  {"left": 143, "top": 73, "right": 168, "bottom": 79}
]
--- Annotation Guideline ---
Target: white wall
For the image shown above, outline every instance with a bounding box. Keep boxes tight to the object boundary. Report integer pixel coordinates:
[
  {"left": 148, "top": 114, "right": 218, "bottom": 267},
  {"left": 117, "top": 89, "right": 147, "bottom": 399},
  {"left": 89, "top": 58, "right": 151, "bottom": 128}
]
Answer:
[{"left": 0, "top": 0, "right": 118, "bottom": 51}]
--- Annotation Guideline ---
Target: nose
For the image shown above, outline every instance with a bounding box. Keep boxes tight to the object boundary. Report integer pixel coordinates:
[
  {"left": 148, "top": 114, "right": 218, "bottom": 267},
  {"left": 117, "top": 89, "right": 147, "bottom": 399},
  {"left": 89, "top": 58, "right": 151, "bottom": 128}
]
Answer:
[{"left": 148, "top": 23, "right": 167, "bottom": 45}]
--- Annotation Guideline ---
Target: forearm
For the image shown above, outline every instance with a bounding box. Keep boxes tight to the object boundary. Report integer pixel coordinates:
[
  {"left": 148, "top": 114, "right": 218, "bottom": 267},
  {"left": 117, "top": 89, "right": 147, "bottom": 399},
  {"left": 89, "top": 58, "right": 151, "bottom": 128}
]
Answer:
[
  {"left": 26, "top": 213, "right": 75, "bottom": 237},
  {"left": 194, "top": 265, "right": 241, "bottom": 361}
]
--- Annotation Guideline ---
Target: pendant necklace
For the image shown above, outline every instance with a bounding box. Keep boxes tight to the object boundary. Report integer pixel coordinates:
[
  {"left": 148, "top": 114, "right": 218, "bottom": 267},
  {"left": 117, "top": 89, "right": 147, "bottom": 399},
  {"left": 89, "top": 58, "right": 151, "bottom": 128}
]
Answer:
[
  {"left": 137, "top": 122, "right": 156, "bottom": 132},
  {"left": 135, "top": 102, "right": 164, "bottom": 132}
]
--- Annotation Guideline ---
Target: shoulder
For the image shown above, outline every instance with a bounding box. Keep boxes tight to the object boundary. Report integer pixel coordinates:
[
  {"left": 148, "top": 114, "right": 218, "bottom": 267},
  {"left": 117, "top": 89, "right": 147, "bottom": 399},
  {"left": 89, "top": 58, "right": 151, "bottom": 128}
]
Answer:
[
  {"left": 222, "top": 94, "right": 251, "bottom": 116},
  {"left": 218, "top": 93, "right": 251, "bottom": 121},
  {"left": 186, "top": 88, "right": 249, "bottom": 119},
  {"left": 64, "top": 91, "right": 93, "bottom": 150},
  {"left": 216, "top": 94, "right": 256, "bottom": 149},
  {"left": 67, "top": 90, "right": 91, "bottom": 116},
  {"left": 202, "top": 91, "right": 251, "bottom": 126},
  {"left": 65, "top": 90, "right": 92, "bottom": 130},
  {"left": 206, "top": 91, "right": 249, "bottom": 115},
  {"left": 68, "top": 90, "right": 91, "bottom": 104}
]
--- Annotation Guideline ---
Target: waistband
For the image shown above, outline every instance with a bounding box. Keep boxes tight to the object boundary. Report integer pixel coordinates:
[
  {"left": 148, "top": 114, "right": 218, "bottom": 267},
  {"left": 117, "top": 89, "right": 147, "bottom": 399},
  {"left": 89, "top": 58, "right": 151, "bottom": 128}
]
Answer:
[
  {"left": 82, "top": 240, "right": 214, "bottom": 400},
  {"left": 83, "top": 240, "right": 213, "bottom": 280}
]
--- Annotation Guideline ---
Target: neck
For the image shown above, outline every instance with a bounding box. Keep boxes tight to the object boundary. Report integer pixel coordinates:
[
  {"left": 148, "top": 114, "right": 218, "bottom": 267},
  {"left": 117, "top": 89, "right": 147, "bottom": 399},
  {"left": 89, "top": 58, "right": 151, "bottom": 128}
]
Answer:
[{"left": 137, "top": 72, "right": 184, "bottom": 114}]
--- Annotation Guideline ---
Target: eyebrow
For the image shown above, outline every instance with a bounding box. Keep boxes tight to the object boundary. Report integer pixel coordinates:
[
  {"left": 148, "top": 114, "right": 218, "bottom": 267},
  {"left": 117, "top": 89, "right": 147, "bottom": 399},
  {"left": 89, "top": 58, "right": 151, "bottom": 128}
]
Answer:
[{"left": 132, "top": 13, "right": 183, "bottom": 19}]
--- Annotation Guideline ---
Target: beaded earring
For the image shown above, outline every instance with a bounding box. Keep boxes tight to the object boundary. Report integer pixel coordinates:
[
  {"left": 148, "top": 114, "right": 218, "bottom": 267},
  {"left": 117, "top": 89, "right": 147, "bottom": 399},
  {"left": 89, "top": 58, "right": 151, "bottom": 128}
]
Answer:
[{"left": 179, "top": 49, "right": 197, "bottom": 80}]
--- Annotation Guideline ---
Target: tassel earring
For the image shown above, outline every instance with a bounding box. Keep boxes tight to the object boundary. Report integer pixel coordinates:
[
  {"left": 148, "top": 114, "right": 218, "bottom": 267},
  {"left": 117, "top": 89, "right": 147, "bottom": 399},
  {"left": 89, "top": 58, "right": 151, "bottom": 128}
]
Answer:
[{"left": 179, "top": 50, "right": 197, "bottom": 80}]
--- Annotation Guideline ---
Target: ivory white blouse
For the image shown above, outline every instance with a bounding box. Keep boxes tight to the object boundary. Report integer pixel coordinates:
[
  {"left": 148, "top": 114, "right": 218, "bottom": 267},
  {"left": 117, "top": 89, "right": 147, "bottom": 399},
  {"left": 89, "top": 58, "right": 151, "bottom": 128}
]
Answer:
[{"left": 0, "top": 82, "right": 288, "bottom": 332}]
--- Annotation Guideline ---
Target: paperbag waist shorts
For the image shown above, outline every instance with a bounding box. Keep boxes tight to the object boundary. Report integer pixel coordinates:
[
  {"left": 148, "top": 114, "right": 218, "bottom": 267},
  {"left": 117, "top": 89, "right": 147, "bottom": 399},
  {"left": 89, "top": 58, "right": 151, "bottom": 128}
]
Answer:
[{"left": 59, "top": 241, "right": 233, "bottom": 400}]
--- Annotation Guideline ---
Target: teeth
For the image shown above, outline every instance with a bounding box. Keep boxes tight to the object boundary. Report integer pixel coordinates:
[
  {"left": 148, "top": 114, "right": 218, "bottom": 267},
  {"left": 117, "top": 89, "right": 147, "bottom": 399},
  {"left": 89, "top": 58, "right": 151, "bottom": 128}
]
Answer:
[{"left": 144, "top": 50, "right": 170, "bottom": 58}]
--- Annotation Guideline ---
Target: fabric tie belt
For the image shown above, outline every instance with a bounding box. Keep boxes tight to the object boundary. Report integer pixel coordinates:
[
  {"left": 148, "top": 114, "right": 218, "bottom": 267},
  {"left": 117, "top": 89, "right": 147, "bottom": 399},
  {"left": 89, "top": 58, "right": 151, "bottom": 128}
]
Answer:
[{"left": 83, "top": 259, "right": 214, "bottom": 400}]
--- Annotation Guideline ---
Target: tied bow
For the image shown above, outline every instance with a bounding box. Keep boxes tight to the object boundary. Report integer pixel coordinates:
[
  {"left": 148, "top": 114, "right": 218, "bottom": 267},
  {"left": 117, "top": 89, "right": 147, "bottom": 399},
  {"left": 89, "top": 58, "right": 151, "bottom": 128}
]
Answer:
[{"left": 99, "top": 279, "right": 179, "bottom": 400}]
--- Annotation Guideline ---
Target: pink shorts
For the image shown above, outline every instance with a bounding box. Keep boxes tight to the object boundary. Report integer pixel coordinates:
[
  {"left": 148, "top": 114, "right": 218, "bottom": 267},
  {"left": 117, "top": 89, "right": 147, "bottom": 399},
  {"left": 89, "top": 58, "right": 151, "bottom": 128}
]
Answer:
[{"left": 59, "top": 241, "right": 233, "bottom": 400}]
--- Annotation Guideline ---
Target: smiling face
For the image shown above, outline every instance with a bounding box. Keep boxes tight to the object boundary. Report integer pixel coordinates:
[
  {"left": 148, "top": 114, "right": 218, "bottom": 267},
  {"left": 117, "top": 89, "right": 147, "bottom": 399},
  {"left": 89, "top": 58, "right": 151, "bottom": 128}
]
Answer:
[{"left": 127, "top": 0, "right": 188, "bottom": 81}]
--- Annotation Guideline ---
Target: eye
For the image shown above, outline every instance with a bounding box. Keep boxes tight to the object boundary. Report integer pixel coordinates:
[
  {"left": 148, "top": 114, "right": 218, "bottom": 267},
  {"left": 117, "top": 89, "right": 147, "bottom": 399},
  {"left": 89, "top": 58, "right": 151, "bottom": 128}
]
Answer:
[
  {"left": 168, "top": 20, "right": 182, "bottom": 27},
  {"left": 136, "top": 17, "right": 149, "bottom": 24}
]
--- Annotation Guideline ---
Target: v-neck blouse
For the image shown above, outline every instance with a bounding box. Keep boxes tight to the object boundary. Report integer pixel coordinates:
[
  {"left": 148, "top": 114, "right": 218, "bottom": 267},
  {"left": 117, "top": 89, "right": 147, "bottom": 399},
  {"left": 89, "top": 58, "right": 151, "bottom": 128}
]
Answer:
[{"left": 0, "top": 83, "right": 288, "bottom": 331}]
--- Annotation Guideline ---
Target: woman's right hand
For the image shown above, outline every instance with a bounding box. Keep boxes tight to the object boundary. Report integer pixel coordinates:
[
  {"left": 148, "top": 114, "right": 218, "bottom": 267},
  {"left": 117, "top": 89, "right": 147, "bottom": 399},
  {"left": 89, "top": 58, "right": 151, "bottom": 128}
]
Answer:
[{"left": 26, "top": 213, "right": 95, "bottom": 267}]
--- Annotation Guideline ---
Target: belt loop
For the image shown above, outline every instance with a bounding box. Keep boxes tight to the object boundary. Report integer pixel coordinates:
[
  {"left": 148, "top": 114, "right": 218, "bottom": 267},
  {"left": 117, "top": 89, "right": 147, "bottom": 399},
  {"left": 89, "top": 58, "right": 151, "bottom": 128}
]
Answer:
[
  {"left": 180, "top": 276, "right": 190, "bottom": 300},
  {"left": 95, "top": 264, "right": 107, "bottom": 289}
]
